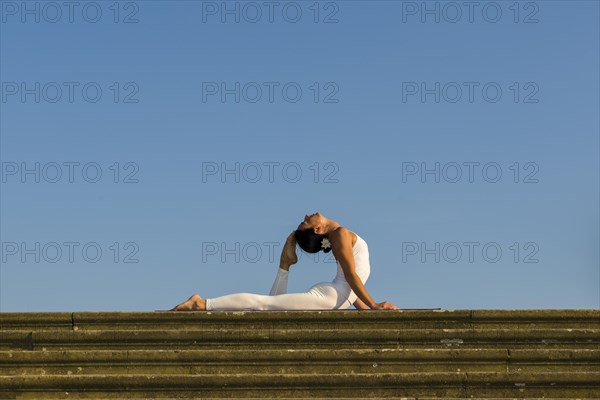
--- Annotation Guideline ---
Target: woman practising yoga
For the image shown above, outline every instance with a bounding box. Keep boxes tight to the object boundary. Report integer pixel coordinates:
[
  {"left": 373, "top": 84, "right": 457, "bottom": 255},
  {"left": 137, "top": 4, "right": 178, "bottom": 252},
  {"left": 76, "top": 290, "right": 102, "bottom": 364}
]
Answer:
[{"left": 170, "top": 212, "right": 398, "bottom": 311}]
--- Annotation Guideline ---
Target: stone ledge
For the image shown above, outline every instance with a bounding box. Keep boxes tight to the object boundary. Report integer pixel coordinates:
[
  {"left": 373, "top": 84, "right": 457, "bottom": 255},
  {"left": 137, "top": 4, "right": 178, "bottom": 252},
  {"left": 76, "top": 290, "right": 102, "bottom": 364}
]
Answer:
[
  {"left": 1, "top": 310, "right": 598, "bottom": 399},
  {"left": 2, "top": 348, "right": 599, "bottom": 363},
  {"left": 2, "top": 371, "right": 599, "bottom": 389},
  {"left": 1, "top": 309, "right": 598, "bottom": 329}
]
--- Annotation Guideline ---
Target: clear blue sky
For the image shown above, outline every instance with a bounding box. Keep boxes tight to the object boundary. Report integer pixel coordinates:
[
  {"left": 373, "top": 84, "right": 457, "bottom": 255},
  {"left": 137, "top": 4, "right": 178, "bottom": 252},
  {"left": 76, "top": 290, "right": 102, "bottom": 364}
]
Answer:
[{"left": 1, "top": 0, "right": 598, "bottom": 311}]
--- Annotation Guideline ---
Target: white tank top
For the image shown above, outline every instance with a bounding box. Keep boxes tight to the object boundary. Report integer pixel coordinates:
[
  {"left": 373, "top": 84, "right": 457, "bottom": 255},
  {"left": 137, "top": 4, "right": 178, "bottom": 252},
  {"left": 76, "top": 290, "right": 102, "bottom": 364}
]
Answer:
[{"left": 331, "top": 232, "right": 371, "bottom": 286}]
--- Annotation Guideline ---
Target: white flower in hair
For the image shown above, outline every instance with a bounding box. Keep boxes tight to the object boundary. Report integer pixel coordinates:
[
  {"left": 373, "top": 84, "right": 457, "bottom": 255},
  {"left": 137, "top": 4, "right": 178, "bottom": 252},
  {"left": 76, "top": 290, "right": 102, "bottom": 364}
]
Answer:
[{"left": 321, "top": 238, "right": 331, "bottom": 250}]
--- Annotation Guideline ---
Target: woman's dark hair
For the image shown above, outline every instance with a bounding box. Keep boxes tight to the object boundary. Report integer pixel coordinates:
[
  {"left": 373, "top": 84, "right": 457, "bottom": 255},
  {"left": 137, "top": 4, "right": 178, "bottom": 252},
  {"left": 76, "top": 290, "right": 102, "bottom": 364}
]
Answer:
[{"left": 294, "top": 229, "right": 332, "bottom": 253}]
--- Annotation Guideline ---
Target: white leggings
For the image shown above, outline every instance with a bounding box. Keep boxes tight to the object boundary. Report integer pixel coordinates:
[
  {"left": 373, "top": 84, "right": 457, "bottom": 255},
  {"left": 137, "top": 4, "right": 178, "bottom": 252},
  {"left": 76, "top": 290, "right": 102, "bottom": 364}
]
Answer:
[{"left": 205, "top": 267, "right": 354, "bottom": 311}]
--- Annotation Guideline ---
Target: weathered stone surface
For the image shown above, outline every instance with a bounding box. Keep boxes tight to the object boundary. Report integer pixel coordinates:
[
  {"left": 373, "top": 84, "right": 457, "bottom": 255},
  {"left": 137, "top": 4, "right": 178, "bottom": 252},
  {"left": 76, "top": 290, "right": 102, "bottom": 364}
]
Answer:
[{"left": 0, "top": 309, "right": 598, "bottom": 398}]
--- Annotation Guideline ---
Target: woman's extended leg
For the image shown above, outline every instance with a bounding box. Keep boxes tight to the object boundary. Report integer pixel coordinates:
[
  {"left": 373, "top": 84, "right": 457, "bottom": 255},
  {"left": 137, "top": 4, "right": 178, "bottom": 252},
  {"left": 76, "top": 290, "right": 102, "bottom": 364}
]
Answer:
[
  {"left": 205, "top": 283, "right": 353, "bottom": 311},
  {"left": 171, "top": 266, "right": 289, "bottom": 311}
]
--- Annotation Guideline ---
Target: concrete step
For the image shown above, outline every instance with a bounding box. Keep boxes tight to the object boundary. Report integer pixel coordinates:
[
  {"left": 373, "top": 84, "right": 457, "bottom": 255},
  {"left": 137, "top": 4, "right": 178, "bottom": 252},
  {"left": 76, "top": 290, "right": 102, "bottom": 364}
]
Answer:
[
  {"left": 1, "top": 348, "right": 598, "bottom": 375},
  {"left": 1, "top": 310, "right": 598, "bottom": 398},
  {"left": 1, "top": 372, "right": 599, "bottom": 398},
  {"left": 2, "top": 328, "right": 598, "bottom": 351},
  {"left": 1, "top": 310, "right": 599, "bottom": 331},
  {"left": 2, "top": 396, "right": 598, "bottom": 400},
  {"left": 3, "top": 397, "right": 597, "bottom": 400}
]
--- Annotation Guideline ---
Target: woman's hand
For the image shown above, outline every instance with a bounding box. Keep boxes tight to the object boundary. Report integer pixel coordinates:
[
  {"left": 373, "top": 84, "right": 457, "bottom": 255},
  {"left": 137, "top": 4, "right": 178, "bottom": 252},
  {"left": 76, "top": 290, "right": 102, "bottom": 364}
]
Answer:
[
  {"left": 280, "top": 231, "right": 298, "bottom": 268},
  {"left": 370, "top": 301, "right": 399, "bottom": 310}
]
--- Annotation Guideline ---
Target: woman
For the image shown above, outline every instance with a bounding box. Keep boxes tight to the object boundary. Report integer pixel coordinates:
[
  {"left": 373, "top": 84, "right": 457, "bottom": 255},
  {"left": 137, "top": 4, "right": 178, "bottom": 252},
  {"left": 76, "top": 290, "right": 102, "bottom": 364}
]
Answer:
[{"left": 170, "top": 212, "right": 398, "bottom": 311}]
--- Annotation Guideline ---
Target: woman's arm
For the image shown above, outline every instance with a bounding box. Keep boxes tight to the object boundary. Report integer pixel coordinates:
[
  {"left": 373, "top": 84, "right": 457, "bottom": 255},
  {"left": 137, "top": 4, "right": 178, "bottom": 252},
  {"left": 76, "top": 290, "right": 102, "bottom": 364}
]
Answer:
[
  {"left": 329, "top": 228, "right": 376, "bottom": 307},
  {"left": 329, "top": 228, "right": 398, "bottom": 310},
  {"left": 343, "top": 266, "right": 378, "bottom": 308},
  {"left": 353, "top": 297, "right": 370, "bottom": 310}
]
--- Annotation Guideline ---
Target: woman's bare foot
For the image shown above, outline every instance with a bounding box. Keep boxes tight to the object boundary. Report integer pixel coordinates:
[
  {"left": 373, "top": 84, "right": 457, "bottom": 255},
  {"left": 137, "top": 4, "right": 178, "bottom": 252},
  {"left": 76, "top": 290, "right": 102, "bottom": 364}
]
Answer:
[
  {"left": 170, "top": 294, "right": 206, "bottom": 311},
  {"left": 280, "top": 231, "right": 298, "bottom": 267}
]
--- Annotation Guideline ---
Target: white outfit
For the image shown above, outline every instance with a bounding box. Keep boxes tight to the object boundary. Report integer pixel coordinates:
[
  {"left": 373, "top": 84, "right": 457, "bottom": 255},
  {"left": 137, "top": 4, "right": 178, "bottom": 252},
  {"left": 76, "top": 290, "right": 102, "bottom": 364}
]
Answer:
[{"left": 205, "top": 232, "right": 371, "bottom": 310}]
